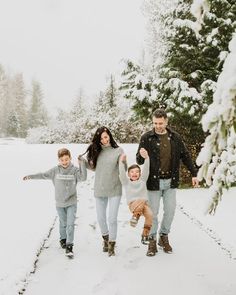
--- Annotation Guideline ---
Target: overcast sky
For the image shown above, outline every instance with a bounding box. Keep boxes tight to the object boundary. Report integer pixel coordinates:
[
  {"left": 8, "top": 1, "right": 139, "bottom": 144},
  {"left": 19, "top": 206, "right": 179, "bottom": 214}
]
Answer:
[{"left": 0, "top": 0, "right": 146, "bottom": 113}]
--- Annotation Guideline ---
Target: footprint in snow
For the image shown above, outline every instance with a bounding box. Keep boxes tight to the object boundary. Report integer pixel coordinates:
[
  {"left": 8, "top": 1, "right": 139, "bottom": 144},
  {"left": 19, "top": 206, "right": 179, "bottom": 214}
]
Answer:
[{"left": 124, "top": 256, "right": 143, "bottom": 270}]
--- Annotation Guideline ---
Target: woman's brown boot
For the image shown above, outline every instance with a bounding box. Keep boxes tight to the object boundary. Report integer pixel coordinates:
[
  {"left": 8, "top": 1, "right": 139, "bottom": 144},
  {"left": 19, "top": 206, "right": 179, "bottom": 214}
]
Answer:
[
  {"left": 102, "top": 234, "right": 109, "bottom": 252},
  {"left": 108, "top": 241, "right": 116, "bottom": 256}
]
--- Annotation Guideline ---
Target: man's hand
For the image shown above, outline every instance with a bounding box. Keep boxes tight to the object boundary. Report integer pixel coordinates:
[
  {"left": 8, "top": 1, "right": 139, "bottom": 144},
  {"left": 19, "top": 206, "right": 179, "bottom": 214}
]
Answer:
[
  {"left": 139, "top": 148, "right": 149, "bottom": 159},
  {"left": 23, "top": 176, "right": 29, "bottom": 180},
  {"left": 192, "top": 177, "right": 199, "bottom": 188}
]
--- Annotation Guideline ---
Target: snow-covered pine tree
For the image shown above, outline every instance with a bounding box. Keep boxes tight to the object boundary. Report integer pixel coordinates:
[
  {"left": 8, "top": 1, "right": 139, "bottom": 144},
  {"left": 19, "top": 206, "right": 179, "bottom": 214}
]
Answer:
[
  {"left": 91, "top": 74, "right": 146, "bottom": 143},
  {"left": 191, "top": 0, "right": 236, "bottom": 214},
  {"left": 0, "top": 65, "right": 9, "bottom": 136},
  {"left": 120, "top": 0, "right": 205, "bottom": 139},
  {"left": 6, "top": 111, "right": 19, "bottom": 137},
  {"left": 0, "top": 67, "right": 28, "bottom": 137},
  {"left": 143, "top": 0, "right": 178, "bottom": 73},
  {"left": 119, "top": 1, "right": 181, "bottom": 123},
  {"left": 28, "top": 80, "right": 49, "bottom": 129},
  {"left": 92, "top": 75, "right": 119, "bottom": 126},
  {"left": 104, "top": 74, "right": 117, "bottom": 110},
  {"left": 193, "top": 0, "right": 236, "bottom": 108},
  {"left": 149, "top": 0, "right": 235, "bottom": 127},
  {"left": 119, "top": 59, "right": 153, "bottom": 122},
  {"left": 70, "top": 87, "right": 86, "bottom": 118},
  {"left": 68, "top": 87, "right": 89, "bottom": 143},
  {"left": 4, "top": 77, "right": 20, "bottom": 137},
  {"left": 148, "top": 0, "right": 207, "bottom": 148},
  {"left": 11, "top": 73, "right": 28, "bottom": 137}
]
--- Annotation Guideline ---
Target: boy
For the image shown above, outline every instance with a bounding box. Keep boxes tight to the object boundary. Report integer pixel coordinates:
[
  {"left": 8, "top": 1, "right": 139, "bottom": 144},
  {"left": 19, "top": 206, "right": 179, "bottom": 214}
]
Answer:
[
  {"left": 119, "top": 148, "right": 155, "bottom": 256},
  {"left": 23, "top": 148, "right": 87, "bottom": 258}
]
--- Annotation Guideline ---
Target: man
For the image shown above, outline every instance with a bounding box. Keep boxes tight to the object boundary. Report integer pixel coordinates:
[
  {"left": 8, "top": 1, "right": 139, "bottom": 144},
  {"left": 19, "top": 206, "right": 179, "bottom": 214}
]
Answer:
[{"left": 136, "top": 109, "right": 198, "bottom": 256}]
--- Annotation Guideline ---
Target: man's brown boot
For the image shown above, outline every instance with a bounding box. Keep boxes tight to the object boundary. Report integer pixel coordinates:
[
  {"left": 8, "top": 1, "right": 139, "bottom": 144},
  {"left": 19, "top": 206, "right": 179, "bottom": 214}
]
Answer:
[
  {"left": 146, "top": 237, "right": 157, "bottom": 257},
  {"left": 158, "top": 234, "right": 172, "bottom": 253},
  {"left": 102, "top": 234, "right": 109, "bottom": 252}
]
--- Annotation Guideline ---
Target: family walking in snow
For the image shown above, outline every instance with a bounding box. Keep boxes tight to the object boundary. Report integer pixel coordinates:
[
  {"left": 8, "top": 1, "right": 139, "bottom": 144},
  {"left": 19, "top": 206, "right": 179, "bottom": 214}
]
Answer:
[{"left": 23, "top": 108, "right": 199, "bottom": 258}]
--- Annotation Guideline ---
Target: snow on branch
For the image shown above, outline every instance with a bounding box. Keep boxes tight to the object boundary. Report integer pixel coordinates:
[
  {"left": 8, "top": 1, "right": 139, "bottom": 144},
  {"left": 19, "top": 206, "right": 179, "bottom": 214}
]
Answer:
[
  {"left": 190, "top": 0, "right": 210, "bottom": 36},
  {"left": 196, "top": 33, "right": 236, "bottom": 214},
  {"left": 191, "top": 0, "right": 236, "bottom": 214}
]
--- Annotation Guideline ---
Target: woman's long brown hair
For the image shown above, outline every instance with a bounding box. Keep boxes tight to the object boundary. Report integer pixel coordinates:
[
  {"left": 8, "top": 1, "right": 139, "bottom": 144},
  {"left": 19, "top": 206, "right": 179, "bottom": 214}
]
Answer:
[{"left": 81, "top": 126, "right": 119, "bottom": 169}]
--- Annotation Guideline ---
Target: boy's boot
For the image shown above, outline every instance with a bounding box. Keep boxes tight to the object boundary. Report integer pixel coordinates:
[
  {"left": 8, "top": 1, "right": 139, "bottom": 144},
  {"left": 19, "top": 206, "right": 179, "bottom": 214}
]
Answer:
[
  {"left": 65, "top": 244, "right": 74, "bottom": 258},
  {"left": 60, "top": 239, "right": 66, "bottom": 249},
  {"left": 141, "top": 225, "right": 151, "bottom": 244},
  {"left": 130, "top": 214, "right": 140, "bottom": 227},
  {"left": 141, "top": 235, "right": 149, "bottom": 244},
  {"left": 108, "top": 241, "right": 116, "bottom": 257},
  {"left": 102, "top": 234, "right": 109, "bottom": 252},
  {"left": 158, "top": 234, "right": 172, "bottom": 253},
  {"left": 146, "top": 237, "right": 157, "bottom": 257}
]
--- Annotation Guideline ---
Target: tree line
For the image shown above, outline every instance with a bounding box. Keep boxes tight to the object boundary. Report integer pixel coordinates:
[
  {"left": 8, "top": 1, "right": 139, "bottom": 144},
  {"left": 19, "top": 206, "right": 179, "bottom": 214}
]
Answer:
[{"left": 0, "top": 65, "right": 48, "bottom": 137}]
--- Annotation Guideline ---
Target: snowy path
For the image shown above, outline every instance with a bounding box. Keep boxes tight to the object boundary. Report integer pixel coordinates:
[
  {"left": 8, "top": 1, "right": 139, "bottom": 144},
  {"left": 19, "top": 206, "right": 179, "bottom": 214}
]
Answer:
[
  {"left": 22, "top": 180, "right": 236, "bottom": 295},
  {"left": 1, "top": 143, "right": 235, "bottom": 295}
]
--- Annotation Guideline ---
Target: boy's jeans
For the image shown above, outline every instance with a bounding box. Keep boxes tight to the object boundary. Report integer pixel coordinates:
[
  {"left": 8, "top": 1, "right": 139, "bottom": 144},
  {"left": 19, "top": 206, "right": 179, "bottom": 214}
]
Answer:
[
  {"left": 148, "top": 179, "right": 176, "bottom": 239},
  {"left": 56, "top": 204, "right": 77, "bottom": 245},
  {"left": 95, "top": 195, "right": 121, "bottom": 241}
]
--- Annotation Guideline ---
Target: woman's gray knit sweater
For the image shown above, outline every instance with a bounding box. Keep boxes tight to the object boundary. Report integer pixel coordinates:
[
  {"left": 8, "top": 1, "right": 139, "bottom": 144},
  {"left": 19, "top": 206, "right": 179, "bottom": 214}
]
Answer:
[{"left": 90, "top": 145, "right": 124, "bottom": 197}]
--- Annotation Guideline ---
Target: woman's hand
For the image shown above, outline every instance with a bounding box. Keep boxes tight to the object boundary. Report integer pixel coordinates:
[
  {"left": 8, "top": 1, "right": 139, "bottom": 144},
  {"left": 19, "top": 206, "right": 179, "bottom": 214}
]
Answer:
[
  {"left": 120, "top": 154, "right": 127, "bottom": 163},
  {"left": 78, "top": 155, "right": 84, "bottom": 163}
]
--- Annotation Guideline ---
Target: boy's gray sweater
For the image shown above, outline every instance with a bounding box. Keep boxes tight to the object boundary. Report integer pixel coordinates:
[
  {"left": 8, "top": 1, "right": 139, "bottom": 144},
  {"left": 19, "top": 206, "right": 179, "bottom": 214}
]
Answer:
[
  {"left": 28, "top": 161, "right": 87, "bottom": 207},
  {"left": 119, "top": 158, "right": 149, "bottom": 204},
  {"left": 86, "top": 145, "right": 124, "bottom": 197}
]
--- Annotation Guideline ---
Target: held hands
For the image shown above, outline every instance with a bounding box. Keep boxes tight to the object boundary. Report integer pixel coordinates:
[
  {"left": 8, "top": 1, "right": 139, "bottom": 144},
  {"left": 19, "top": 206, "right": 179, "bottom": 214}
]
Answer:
[
  {"left": 120, "top": 154, "right": 127, "bottom": 163},
  {"left": 23, "top": 176, "right": 29, "bottom": 180},
  {"left": 139, "top": 148, "right": 149, "bottom": 159},
  {"left": 192, "top": 177, "right": 200, "bottom": 188},
  {"left": 78, "top": 155, "right": 85, "bottom": 164}
]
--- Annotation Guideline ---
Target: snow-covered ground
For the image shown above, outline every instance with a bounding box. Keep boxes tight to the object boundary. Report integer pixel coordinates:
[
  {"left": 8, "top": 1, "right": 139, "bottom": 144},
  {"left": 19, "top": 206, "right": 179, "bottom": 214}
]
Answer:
[{"left": 0, "top": 139, "right": 236, "bottom": 295}]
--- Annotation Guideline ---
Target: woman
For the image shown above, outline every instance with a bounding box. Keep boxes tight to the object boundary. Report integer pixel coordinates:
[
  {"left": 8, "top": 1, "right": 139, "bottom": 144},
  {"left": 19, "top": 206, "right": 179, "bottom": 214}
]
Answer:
[{"left": 80, "top": 126, "right": 124, "bottom": 256}]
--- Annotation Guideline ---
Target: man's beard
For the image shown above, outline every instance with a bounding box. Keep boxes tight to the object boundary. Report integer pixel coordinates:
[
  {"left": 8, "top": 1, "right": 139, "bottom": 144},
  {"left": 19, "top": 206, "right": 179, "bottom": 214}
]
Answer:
[{"left": 155, "top": 127, "right": 166, "bottom": 134}]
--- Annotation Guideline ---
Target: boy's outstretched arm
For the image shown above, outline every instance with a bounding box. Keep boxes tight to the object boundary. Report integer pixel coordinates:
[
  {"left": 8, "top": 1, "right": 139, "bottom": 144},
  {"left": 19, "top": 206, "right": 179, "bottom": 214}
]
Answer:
[
  {"left": 141, "top": 157, "right": 150, "bottom": 181},
  {"left": 23, "top": 167, "right": 56, "bottom": 180}
]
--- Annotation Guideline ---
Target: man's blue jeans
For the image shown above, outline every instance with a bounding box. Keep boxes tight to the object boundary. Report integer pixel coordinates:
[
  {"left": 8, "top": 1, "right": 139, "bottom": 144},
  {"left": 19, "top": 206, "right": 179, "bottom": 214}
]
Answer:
[
  {"left": 56, "top": 204, "right": 77, "bottom": 245},
  {"left": 148, "top": 179, "right": 176, "bottom": 239}
]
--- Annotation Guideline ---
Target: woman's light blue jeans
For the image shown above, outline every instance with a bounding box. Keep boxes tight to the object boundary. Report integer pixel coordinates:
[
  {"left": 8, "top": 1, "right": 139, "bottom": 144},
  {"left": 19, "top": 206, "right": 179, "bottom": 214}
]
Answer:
[
  {"left": 95, "top": 195, "right": 121, "bottom": 241},
  {"left": 56, "top": 204, "right": 77, "bottom": 245},
  {"left": 148, "top": 179, "right": 176, "bottom": 239}
]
